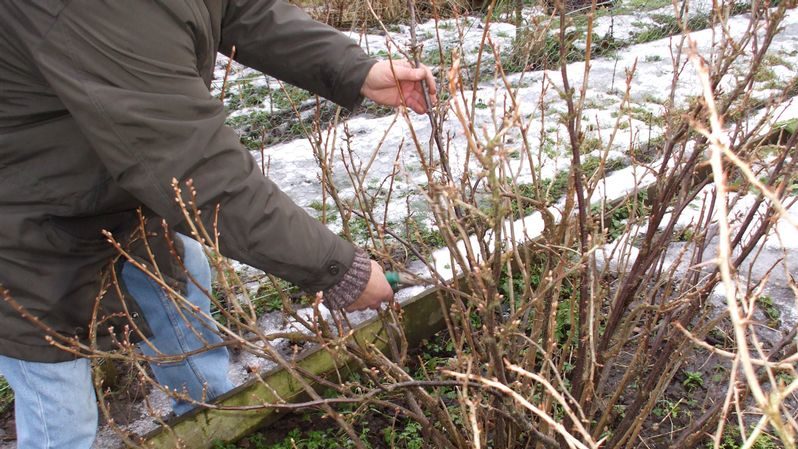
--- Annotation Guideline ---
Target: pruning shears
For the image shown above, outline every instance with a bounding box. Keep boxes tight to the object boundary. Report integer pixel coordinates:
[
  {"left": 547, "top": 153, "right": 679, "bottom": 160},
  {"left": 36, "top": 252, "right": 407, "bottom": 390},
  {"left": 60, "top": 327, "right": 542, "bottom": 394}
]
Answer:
[{"left": 385, "top": 271, "right": 428, "bottom": 292}]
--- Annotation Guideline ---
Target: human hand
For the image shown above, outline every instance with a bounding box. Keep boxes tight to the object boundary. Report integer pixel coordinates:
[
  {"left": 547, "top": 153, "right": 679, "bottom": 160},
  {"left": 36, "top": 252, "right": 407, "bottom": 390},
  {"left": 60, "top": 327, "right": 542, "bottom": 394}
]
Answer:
[
  {"left": 344, "top": 260, "right": 394, "bottom": 312},
  {"left": 360, "top": 60, "right": 437, "bottom": 114}
]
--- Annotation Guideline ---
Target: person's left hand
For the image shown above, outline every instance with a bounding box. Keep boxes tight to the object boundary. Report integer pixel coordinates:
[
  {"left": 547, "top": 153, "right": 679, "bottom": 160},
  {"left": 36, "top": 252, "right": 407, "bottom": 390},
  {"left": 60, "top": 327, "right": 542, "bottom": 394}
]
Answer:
[{"left": 360, "top": 60, "right": 437, "bottom": 114}]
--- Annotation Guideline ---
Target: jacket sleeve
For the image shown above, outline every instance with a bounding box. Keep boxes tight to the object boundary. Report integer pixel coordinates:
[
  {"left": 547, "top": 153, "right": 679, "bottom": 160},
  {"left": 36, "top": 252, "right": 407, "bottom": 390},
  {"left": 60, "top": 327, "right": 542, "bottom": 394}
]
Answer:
[
  {"left": 32, "top": 1, "right": 355, "bottom": 292},
  {"left": 219, "top": 0, "right": 377, "bottom": 111}
]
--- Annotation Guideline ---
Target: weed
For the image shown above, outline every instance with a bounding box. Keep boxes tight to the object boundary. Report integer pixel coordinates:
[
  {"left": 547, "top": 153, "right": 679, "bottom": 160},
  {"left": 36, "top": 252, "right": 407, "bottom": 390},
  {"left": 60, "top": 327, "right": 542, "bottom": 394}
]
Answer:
[
  {"left": 221, "top": 428, "right": 354, "bottom": 449},
  {"left": 582, "top": 154, "right": 627, "bottom": 177},
  {"left": 596, "top": 190, "right": 650, "bottom": 241},
  {"left": 642, "top": 93, "right": 665, "bottom": 105},
  {"left": 0, "top": 377, "right": 12, "bottom": 414},
  {"left": 374, "top": 49, "right": 402, "bottom": 59},
  {"left": 652, "top": 398, "right": 680, "bottom": 419},
  {"left": 423, "top": 48, "right": 454, "bottom": 67},
  {"left": 225, "top": 80, "right": 271, "bottom": 110},
  {"left": 616, "top": 0, "right": 670, "bottom": 12},
  {"left": 359, "top": 100, "right": 396, "bottom": 118},
  {"left": 341, "top": 215, "right": 372, "bottom": 244},
  {"left": 633, "top": 13, "right": 711, "bottom": 45},
  {"left": 682, "top": 371, "right": 704, "bottom": 391},
  {"left": 753, "top": 66, "right": 777, "bottom": 84},
  {"left": 626, "top": 104, "right": 665, "bottom": 126},
  {"left": 555, "top": 293, "right": 576, "bottom": 344},
  {"left": 776, "top": 372, "right": 795, "bottom": 386},
  {"left": 676, "top": 226, "right": 694, "bottom": 242},
  {"left": 270, "top": 85, "right": 313, "bottom": 110},
  {"left": 504, "top": 31, "right": 585, "bottom": 72},
  {"left": 714, "top": 425, "right": 780, "bottom": 449},
  {"left": 383, "top": 422, "right": 424, "bottom": 449},
  {"left": 756, "top": 295, "right": 781, "bottom": 328},
  {"left": 763, "top": 53, "right": 795, "bottom": 70},
  {"left": 404, "top": 216, "right": 447, "bottom": 248}
]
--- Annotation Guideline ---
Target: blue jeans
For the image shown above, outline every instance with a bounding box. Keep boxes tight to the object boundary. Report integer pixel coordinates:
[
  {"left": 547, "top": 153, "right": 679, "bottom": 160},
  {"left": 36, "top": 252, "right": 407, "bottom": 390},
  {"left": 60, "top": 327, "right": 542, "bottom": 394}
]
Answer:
[{"left": 0, "top": 234, "right": 234, "bottom": 449}]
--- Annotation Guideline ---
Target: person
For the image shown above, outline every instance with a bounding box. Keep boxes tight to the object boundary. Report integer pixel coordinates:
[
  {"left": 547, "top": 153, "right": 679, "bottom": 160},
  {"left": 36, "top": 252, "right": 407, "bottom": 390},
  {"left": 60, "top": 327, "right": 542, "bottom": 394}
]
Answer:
[{"left": 0, "top": 1, "right": 437, "bottom": 447}]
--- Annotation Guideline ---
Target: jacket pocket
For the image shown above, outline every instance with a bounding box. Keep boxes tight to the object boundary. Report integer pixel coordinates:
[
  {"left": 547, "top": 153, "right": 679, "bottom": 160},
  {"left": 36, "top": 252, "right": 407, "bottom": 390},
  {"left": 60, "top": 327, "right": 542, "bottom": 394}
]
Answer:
[{"left": 44, "top": 211, "right": 137, "bottom": 252}]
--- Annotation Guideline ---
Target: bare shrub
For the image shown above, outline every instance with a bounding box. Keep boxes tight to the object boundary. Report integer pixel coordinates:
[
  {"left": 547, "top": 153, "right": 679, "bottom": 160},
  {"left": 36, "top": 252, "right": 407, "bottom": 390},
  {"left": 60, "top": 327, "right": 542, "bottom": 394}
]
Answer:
[{"left": 6, "top": 0, "right": 796, "bottom": 448}]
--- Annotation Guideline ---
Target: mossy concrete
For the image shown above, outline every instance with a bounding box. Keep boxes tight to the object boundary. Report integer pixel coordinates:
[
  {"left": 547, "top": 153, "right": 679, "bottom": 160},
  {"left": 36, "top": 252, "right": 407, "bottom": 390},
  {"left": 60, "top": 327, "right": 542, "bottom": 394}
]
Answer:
[{"left": 141, "top": 285, "right": 448, "bottom": 448}]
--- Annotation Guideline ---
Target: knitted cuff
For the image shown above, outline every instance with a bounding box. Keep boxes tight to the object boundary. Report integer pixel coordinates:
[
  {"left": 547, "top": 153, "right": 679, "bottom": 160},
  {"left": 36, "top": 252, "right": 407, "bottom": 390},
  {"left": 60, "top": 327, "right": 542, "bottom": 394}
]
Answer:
[{"left": 323, "top": 248, "right": 372, "bottom": 310}]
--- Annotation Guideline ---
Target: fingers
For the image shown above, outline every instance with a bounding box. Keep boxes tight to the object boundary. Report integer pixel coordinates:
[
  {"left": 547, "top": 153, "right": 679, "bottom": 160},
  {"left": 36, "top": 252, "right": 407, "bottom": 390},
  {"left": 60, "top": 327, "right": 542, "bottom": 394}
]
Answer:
[
  {"left": 344, "top": 261, "right": 394, "bottom": 312},
  {"left": 406, "top": 97, "right": 426, "bottom": 114},
  {"left": 392, "top": 61, "right": 436, "bottom": 94},
  {"left": 392, "top": 65, "right": 436, "bottom": 114},
  {"left": 362, "top": 59, "right": 439, "bottom": 114},
  {"left": 422, "top": 65, "right": 436, "bottom": 97},
  {"left": 391, "top": 64, "right": 428, "bottom": 82}
]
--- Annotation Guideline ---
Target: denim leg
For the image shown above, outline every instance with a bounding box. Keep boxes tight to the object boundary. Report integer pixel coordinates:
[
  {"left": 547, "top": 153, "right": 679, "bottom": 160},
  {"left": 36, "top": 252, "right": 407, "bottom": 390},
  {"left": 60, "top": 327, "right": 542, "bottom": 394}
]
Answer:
[
  {"left": 121, "top": 233, "right": 233, "bottom": 415},
  {"left": 0, "top": 355, "right": 97, "bottom": 449}
]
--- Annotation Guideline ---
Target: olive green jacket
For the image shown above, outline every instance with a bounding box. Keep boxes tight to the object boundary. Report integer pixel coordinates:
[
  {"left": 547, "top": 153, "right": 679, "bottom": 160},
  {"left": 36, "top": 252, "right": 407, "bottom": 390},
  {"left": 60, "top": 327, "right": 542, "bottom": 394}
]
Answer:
[{"left": 0, "top": 0, "right": 377, "bottom": 362}]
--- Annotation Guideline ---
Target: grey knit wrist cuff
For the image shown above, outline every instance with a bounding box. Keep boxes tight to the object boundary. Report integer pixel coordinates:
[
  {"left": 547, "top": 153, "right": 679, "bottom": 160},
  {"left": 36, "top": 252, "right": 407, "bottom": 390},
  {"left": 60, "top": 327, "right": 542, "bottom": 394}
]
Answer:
[{"left": 323, "top": 248, "right": 371, "bottom": 310}]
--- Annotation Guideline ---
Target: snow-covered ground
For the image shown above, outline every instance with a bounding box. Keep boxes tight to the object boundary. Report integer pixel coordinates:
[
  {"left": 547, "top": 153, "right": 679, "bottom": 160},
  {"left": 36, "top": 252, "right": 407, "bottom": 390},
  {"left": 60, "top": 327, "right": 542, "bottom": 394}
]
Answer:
[
  {"left": 3, "top": 3, "right": 790, "bottom": 448},
  {"left": 217, "top": 4, "right": 798, "bottom": 231}
]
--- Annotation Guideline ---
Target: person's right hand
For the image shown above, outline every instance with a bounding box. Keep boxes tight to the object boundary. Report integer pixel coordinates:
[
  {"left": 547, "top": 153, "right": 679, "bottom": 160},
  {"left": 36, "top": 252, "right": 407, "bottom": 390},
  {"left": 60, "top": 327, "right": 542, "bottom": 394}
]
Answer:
[
  {"left": 344, "top": 260, "right": 394, "bottom": 312},
  {"left": 360, "top": 60, "right": 436, "bottom": 115}
]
